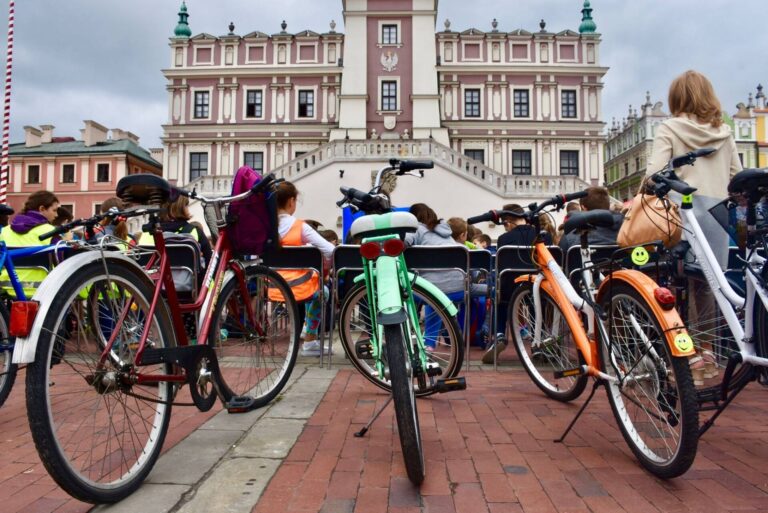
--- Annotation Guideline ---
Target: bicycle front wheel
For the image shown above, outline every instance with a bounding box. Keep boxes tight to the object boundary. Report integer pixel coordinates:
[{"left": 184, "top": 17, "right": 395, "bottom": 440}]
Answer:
[
  {"left": 209, "top": 265, "right": 300, "bottom": 408},
  {"left": 26, "top": 258, "right": 175, "bottom": 503},
  {"left": 509, "top": 283, "right": 587, "bottom": 402},
  {"left": 385, "top": 322, "right": 424, "bottom": 485},
  {"left": 339, "top": 281, "right": 463, "bottom": 396},
  {"left": 599, "top": 282, "right": 699, "bottom": 479},
  {"left": 0, "top": 302, "right": 17, "bottom": 407}
]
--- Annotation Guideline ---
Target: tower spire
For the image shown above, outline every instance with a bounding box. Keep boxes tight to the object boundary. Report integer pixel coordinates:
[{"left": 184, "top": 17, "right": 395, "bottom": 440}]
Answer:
[
  {"left": 174, "top": 1, "right": 191, "bottom": 38},
  {"left": 579, "top": 0, "right": 596, "bottom": 34}
]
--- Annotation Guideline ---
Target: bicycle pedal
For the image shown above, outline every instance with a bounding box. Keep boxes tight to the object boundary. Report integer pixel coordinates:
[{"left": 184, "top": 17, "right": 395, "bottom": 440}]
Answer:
[
  {"left": 226, "top": 395, "right": 256, "bottom": 413},
  {"left": 355, "top": 339, "right": 373, "bottom": 359},
  {"left": 435, "top": 376, "right": 466, "bottom": 393},
  {"left": 553, "top": 367, "right": 584, "bottom": 379},
  {"left": 426, "top": 362, "right": 442, "bottom": 377}
]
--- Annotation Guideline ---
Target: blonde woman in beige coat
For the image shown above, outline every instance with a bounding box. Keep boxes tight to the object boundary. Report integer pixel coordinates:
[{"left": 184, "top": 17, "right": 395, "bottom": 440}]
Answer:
[{"left": 646, "top": 70, "right": 742, "bottom": 383}]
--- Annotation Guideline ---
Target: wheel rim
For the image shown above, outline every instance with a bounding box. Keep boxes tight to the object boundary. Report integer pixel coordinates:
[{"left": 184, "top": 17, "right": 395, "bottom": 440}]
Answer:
[
  {"left": 341, "top": 286, "right": 459, "bottom": 393},
  {"left": 211, "top": 271, "right": 297, "bottom": 401},
  {"left": 606, "top": 293, "right": 685, "bottom": 465},
  {"left": 511, "top": 288, "right": 581, "bottom": 394},
  {"left": 43, "top": 274, "right": 170, "bottom": 490}
]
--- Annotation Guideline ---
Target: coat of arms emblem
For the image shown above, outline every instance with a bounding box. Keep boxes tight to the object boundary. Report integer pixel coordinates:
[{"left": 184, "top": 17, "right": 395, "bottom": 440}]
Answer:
[{"left": 381, "top": 51, "right": 398, "bottom": 72}]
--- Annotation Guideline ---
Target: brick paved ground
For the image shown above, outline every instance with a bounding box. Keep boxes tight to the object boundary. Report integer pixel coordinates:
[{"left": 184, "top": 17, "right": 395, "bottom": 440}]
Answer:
[
  {"left": 0, "top": 368, "right": 220, "bottom": 513},
  {"left": 254, "top": 348, "right": 768, "bottom": 513},
  {"left": 1, "top": 347, "right": 768, "bottom": 512}
]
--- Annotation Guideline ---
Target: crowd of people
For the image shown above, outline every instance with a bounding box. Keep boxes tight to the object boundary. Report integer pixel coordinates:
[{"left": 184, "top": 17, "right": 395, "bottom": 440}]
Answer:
[{"left": 0, "top": 70, "right": 739, "bottom": 382}]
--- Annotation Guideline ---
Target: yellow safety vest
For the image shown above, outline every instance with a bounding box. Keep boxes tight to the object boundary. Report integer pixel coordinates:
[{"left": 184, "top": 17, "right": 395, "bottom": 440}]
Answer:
[
  {"left": 0, "top": 223, "right": 56, "bottom": 297},
  {"left": 138, "top": 225, "right": 200, "bottom": 246}
]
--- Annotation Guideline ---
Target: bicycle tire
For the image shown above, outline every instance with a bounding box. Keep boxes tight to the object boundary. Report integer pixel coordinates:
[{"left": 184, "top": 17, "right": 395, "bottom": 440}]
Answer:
[
  {"left": 385, "top": 322, "right": 424, "bottom": 485},
  {"left": 0, "top": 302, "right": 17, "bottom": 407},
  {"left": 208, "top": 265, "right": 300, "bottom": 408},
  {"left": 679, "top": 271, "right": 752, "bottom": 398},
  {"left": 26, "top": 258, "right": 175, "bottom": 503},
  {"left": 599, "top": 282, "right": 699, "bottom": 479},
  {"left": 509, "top": 283, "right": 587, "bottom": 402},
  {"left": 339, "top": 281, "right": 463, "bottom": 396}
]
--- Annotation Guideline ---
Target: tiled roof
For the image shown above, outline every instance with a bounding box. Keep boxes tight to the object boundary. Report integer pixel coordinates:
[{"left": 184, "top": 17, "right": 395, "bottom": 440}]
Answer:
[{"left": 9, "top": 139, "right": 161, "bottom": 168}]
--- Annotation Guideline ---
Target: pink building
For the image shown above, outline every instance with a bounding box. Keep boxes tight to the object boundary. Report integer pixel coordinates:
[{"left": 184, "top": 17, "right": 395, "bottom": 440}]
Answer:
[
  {"left": 7, "top": 120, "right": 162, "bottom": 218},
  {"left": 164, "top": 0, "right": 607, "bottom": 236}
]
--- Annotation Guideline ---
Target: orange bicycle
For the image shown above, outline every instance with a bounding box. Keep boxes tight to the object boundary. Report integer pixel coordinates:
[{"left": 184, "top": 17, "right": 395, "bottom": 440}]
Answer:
[{"left": 469, "top": 191, "right": 699, "bottom": 478}]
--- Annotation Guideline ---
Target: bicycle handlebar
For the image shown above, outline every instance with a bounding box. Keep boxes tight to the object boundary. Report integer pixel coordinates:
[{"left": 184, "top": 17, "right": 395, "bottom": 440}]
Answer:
[
  {"left": 37, "top": 207, "right": 162, "bottom": 241},
  {"left": 337, "top": 186, "right": 391, "bottom": 214},
  {"left": 185, "top": 173, "right": 280, "bottom": 205},
  {"left": 468, "top": 190, "right": 589, "bottom": 226}
]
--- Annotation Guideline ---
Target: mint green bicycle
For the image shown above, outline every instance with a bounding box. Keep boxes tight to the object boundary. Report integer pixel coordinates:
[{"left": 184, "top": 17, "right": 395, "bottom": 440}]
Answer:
[{"left": 336, "top": 158, "right": 466, "bottom": 485}]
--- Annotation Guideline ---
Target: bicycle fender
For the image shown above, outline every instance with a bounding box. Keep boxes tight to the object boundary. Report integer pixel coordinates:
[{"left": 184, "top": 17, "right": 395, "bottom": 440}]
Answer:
[
  {"left": 514, "top": 274, "right": 535, "bottom": 284},
  {"left": 375, "top": 255, "right": 406, "bottom": 325},
  {"left": 352, "top": 269, "right": 459, "bottom": 317},
  {"left": 596, "top": 270, "right": 695, "bottom": 357},
  {"left": 12, "top": 251, "right": 146, "bottom": 364}
]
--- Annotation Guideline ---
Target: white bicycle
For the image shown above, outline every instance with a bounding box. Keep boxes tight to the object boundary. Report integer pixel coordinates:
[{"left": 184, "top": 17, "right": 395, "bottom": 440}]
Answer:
[{"left": 650, "top": 149, "right": 768, "bottom": 435}]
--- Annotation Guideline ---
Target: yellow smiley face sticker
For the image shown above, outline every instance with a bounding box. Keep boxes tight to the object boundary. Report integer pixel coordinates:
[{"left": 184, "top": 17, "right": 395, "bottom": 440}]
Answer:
[
  {"left": 674, "top": 333, "right": 694, "bottom": 353},
  {"left": 631, "top": 246, "right": 650, "bottom": 266}
]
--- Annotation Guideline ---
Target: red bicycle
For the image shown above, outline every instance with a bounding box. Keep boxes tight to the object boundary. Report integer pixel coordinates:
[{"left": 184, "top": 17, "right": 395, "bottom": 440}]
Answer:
[{"left": 13, "top": 173, "right": 300, "bottom": 503}]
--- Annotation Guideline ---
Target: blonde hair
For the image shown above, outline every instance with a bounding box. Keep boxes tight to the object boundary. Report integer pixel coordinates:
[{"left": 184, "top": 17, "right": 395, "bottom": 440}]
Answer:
[
  {"left": 447, "top": 217, "right": 468, "bottom": 240},
  {"left": 668, "top": 70, "right": 722, "bottom": 128}
]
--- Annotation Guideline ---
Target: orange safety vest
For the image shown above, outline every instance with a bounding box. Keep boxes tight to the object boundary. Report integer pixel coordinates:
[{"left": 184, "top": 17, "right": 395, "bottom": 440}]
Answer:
[{"left": 268, "top": 219, "right": 320, "bottom": 302}]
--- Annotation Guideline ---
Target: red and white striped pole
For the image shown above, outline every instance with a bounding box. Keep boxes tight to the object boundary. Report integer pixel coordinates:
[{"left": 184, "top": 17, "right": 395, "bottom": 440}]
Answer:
[{"left": 0, "top": 0, "right": 14, "bottom": 204}]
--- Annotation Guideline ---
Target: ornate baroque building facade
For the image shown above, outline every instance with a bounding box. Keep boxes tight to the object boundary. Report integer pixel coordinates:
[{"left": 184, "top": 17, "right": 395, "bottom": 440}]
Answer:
[{"left": 163, "top": 0, "right": 607, "bottom": 235}]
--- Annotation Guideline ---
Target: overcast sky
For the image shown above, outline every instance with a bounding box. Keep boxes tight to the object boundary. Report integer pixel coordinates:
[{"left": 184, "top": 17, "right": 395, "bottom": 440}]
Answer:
[{"left": 4, "top": 0, "right": 766, "bottom": 148}]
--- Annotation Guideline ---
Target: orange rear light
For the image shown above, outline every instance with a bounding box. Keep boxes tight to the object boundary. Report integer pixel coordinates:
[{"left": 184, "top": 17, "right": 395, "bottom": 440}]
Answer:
[
  {"left": 382, "top": 238, "right": 405, "bottom": 257},
  {"left": 653, "top": 287, "right": 675, "bottom": 310},
  {"left": 10, "top": 301, "right": 39, "bottom": 337},
  {"left": 360, "top": 242, "right": 381, "bottom": 260}
]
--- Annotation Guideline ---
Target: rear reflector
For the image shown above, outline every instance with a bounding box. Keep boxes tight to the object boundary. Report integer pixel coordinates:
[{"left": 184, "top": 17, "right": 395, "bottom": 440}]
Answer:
[
  {"left": 653, "top": 287, "right": 675, "bottom": 310},
  {"left": 10, "top": 301, "right": 39, "bottom": 337},
  {"left": 382, "top": 238, "right": 405, "bottom": 257},
  {"left": 359, "top": 242, "right": 381, "bottom": 260}
]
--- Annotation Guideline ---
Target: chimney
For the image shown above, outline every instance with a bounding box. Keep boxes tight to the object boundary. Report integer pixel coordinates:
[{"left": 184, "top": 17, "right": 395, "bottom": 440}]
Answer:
[
  {"left": 39, "top": 124, "right": 55, "bottom": 143},
  {"left": 82, "top": 120, "right": 109, "bottom": 147},
  {"left": 111, "top": 128, "right": 127, "bottom": 141},
  {"left": 24, "top": 126, "right": 42, "bottom": 147},
  {"left": 150, "top": 147, "right": 164, "bottom": 164},
  {"left": 125, "top": 131, "right": 140, "bottom": 144}
]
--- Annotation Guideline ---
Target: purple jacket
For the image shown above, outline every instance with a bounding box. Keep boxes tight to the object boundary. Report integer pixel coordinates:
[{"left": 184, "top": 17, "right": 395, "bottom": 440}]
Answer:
[{"left": 10, "top": 211, "right": 50, "bottom": 234}]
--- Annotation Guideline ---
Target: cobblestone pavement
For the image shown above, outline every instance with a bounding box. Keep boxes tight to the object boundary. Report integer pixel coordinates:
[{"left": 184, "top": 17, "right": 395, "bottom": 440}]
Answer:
[{"left": 1, "top": 348, "right": 767, "bottom": 512}]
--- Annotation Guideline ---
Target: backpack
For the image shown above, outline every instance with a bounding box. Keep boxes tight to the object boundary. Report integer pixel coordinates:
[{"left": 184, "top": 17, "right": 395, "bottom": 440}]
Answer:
[{"left": 226, "top": 166, "right": 279, "bottom": 255}]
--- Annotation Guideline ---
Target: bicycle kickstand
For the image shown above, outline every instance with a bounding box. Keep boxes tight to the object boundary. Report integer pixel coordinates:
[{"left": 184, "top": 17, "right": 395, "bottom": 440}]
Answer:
[
  {"left": 554, "top": 379, "right": 603, "bottom": 443},
  {"left": 354, "top": 395, "right": 393, "bottom": 438}
]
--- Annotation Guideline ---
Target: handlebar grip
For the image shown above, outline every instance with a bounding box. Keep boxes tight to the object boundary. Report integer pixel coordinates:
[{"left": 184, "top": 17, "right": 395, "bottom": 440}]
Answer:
[
  {"left": 562, "top": 190, "right": 588, "bottom": 203},
  {"left": 250, "top": 173, "right": 276, "bottom": 195},
  {"left": 39, "top": 226, "right": 65, "bottom": 241},
  {"left": 398, "top": 160, "right": 434, "bottom": 172},
  {"left": 467, "top": 211, "right": 498, "bottom": 225}
]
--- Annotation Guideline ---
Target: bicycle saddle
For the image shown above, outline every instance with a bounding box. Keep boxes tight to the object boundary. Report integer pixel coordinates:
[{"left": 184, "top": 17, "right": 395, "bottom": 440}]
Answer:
[
  {"left": 728, "top": 168, "right": 768, "bottom": 196},
  {"left": 349, "top": 211, "right": 418, "bottom": 239},
  {"left": 116, "top": 174, "right": 182, "bottom": 205},
  {"left": 562, "top": 210, "right": 616, "bottom": 234}
]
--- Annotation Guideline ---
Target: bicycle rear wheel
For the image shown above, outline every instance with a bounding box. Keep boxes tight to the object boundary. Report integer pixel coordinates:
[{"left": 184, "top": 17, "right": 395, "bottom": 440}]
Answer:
[
  {"left": 385, "top": 322, "right": 424, "bottom": 485},
  {"left": 0, "top": 302, "right": 17, "bottom": 407},
  {"left": 208, "top": 265, "right": 300, "bottom": 408},
  {"left": 339, "top": 282, "right": 463, "bottom": 396},
  {"left": 26, "top": 258, "right": 175, "bottom": 503},
  {"left": 509, "top": 283, "right": 587, "bottom": 402},
  {"left": 599, "top": 282, "right": 699, "bottom": 478}
]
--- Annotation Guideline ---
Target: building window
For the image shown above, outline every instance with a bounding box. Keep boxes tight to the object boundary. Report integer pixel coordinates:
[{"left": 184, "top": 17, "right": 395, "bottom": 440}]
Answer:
[
  {"left": 295, "top": 151, "right": 307, "bottom": 158},
  {"left": 464, "top": 89, "right": 481, "bottom": 118},
  {"left": 298, "top": 90, "right": 314, "bottom": 118},
  {"left": 561, "top": 90, "right": 577, "bottom": 118},
  {"left": 194, "top": 91, "right": 209, "bottom": 119},
  {"left": 93, "top": 203, "right": 101, "bottom": 216},
  {"left": 96, "top": 163, "right": 110, "bottom": 182},
  {"left": 513, "top": 89, "right": 529, "bottom": 118},
  {"left": 512, "top": 150, "right": 532, "bottom": 175},
  {"left": 246, "top": 90, "right": 263, "bottom": 118},
  {"left": 244, "top": 151, "right": 264, "bottom": 172},
  {"left": 624, "top": 162, "right": 629, "bottom": 177},
  {"left": 382, "top": 24, "right": 397, "bottom": 45},
  {"left": 635, "top": 157, "right": 641, "bottom": 173},
  {"left": 739, "top": 153, "right": 744, "bottom": 166},
  {"left": 60, "top": 204, "right": 73, "bottom": 217},
  {"left": 464, "top": 149, "right": 485, "bottom": 164},
  {"left": 27, "top": 165, "right": 40, "bottom": 184},
  {"left": 62, "top": 164, "right": 75, "bottom": 183},
  {"left": 560, "top": 151, "right": 579, "bottom": 176},
  {"left": 381, "top": 81, "right": 397, "bottom": 111},
  {"left": 190, "top": 152, "right": 208, "bottom": 181}
]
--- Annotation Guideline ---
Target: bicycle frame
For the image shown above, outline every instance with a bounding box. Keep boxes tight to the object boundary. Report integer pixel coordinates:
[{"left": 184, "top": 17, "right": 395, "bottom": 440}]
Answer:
[
  {"left": 677, "top": 198, "right": 768, "bottom": 368},
  {"left": 515, "top": 238, "right": 694, "bottom": 381},
  {"left": 0, "top": 243, "right": 66, "bottom": 301}
]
